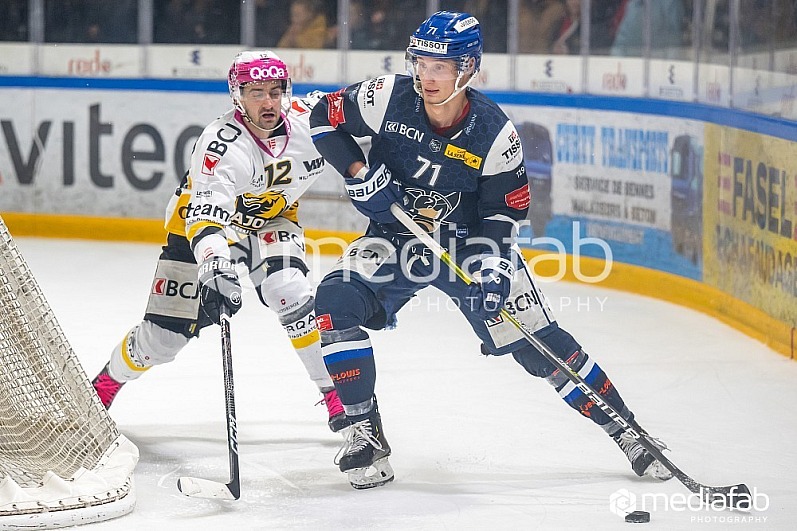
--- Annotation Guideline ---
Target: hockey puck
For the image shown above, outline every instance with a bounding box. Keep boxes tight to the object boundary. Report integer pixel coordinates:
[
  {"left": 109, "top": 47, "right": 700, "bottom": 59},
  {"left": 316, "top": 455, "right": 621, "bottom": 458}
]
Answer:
[{"left": 625, "top": 510, "right": 650, "bottom": 523}]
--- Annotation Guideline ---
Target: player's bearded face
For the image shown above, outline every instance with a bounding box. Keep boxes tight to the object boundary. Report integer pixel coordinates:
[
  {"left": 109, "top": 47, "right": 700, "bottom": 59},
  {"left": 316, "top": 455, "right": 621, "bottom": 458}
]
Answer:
[
  {"left": 240, "top": 81, "right": 283, "bottom": 130},
  {"left": 416, "top": 57, "right": 459, "bottom": 103}
]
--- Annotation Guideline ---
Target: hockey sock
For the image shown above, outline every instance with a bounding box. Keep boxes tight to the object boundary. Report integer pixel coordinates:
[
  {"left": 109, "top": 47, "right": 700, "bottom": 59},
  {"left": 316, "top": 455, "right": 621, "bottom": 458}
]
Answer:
[
  {"left": 321, "top": 327, "right": 377, "bottom": 419},
  {"left": 545, "top": 348, "right": 633, "bottom": 435}
]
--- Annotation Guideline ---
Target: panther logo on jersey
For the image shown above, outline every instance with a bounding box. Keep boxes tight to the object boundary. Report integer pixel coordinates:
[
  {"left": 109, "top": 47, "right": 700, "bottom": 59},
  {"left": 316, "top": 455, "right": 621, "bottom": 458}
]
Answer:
[
  {"left": 405, "top": 188, "right": 461, "bottom": 233},
  {"left": 231, "top": 190, "right": 289, "bottom": 230}
]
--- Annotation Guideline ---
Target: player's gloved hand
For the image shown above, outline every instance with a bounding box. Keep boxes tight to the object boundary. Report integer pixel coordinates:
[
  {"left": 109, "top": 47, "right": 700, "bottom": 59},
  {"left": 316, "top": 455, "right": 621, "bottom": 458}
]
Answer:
[
  {"left": 197, "top": 256, "right": 242, "bottom": 324},
  {"left": 344, "top": 163, "right": 408, "bottom": 224},
  {"left": 468, "top": 255, "right": 514, "bottom": 320}
]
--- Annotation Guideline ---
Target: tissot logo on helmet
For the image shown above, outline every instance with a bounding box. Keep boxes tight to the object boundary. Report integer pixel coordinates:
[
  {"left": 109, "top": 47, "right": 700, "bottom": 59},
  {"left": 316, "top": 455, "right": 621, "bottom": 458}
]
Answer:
[{"left": 409, "top": 37, "right": 448, "bottom": 54}]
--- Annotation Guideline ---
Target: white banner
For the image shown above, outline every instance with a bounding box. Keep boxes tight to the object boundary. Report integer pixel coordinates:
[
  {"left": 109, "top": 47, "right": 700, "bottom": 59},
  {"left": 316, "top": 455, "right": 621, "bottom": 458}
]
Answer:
[
  {"left": 587, "top": 57, "right": 645, "bottom": 97},
  {"left": 0, "top": 86, "right": 361, "bottom": 231},
  {"left": 0, "top": 89, "right": 227, "bottom": 217},
  {"left": 38, "top": 44, "right": 142, "bottom": 77},
  {"left": 649, "top": 59, "right": 694, "bottom": 101},
  {"left": 516, "top": 55, "right": 582, "bottom": 94},
  {"left": 0, "top": 43, "right": 34, "bottom": 75}
]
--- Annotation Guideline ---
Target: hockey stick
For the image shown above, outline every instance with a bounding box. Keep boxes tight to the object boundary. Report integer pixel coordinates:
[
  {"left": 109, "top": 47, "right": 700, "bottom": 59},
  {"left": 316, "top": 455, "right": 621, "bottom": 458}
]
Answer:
[
  {"left": 177, "top": 307, "right": 241, "bottom": 500},
  {"left": 390, "top": 204, "right": 751, "bottom": 510}
]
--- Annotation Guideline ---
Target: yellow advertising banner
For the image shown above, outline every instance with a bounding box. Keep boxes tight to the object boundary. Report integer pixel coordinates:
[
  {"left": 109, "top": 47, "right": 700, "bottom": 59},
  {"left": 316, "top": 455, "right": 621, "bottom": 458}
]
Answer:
[{"left": 704, "top": 123, "right": 797, "bottom": 327}]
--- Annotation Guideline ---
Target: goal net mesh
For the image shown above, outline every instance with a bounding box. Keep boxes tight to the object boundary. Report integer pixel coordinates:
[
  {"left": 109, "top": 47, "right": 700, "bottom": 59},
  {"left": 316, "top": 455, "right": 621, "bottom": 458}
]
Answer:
[{"left": 0, "top": 215, "right": 137, "bottom": 527}]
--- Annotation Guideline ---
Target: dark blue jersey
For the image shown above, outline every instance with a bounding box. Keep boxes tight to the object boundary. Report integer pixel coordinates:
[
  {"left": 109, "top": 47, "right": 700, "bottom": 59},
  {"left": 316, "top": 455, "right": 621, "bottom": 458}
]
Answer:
[{"left": 310, "top": 74, "right": 529, "bottom": 253}]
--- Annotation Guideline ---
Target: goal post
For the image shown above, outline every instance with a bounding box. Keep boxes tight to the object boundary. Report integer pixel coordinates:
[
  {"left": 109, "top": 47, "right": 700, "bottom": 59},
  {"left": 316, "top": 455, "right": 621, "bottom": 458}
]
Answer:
[{"left": 0, "top": 214, "right": 138, "bottom": 529}]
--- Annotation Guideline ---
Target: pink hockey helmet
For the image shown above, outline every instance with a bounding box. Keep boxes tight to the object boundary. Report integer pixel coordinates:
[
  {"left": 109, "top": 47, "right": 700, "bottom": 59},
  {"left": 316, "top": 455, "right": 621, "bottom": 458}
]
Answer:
[{"left": 228, "top": 51, "right": 292, "bottom": 116}]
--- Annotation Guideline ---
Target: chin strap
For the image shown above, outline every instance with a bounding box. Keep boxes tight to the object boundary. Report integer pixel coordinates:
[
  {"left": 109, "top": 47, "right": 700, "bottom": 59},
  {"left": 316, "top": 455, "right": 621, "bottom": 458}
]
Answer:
[
  {"left": 430, "top": 71, "right": 477, "bottom": 106},
  {"left": 241, "top": 112, "right": 285, "bottom": 135}
]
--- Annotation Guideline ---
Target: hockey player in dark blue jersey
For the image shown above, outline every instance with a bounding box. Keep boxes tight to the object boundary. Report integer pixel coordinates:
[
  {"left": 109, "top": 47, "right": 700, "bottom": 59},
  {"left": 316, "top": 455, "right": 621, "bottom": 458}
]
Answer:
[{"left": 310, "top": 11, "right": 673, "bottom": 489}]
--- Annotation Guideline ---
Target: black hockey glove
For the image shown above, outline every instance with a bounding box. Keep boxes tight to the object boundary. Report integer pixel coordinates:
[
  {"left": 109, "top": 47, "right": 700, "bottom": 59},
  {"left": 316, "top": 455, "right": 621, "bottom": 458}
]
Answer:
[
  {"left": 344, "top": 163, "right": 408, "bottom": 224},
  {"left": 198, "top": 256, "right": 242, "bottom": 324},
  {"left": 468, "top": 255, "right": 514, "bottom": 320}
]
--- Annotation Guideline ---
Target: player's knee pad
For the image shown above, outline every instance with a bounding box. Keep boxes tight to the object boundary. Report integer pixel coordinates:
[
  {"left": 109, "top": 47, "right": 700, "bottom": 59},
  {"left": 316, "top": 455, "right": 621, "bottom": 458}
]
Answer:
[
  {"left": 315, "top": 275, "right": 383, "bottom": 332},
  {"left": 109, "top": 320, "right": 190, "bottom": 381},
  {"left": 258, "top": 266, "right": 313, "bottom": 322},
  {"left": 511, "top": 325, "right": 582, "bottom": 380}
]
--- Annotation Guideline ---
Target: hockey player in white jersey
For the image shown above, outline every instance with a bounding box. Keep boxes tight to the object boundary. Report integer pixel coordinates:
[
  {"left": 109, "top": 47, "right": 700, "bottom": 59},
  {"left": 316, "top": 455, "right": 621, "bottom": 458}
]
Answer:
[{"left": 92, "top": 51, "right": 349, "bottom": 432}]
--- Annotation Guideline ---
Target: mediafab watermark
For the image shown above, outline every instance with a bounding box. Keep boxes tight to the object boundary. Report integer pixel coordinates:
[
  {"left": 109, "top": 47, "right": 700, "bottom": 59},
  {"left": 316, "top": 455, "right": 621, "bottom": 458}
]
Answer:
[{"left": 609, "top": 487, "right": 768, "bottom": 520}]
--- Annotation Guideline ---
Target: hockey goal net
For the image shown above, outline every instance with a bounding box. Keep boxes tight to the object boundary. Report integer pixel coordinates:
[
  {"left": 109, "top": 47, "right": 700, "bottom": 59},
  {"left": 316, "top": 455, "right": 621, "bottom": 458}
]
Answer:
[{"left": 0, "top": 215, "right": 138, "bottom": 529}]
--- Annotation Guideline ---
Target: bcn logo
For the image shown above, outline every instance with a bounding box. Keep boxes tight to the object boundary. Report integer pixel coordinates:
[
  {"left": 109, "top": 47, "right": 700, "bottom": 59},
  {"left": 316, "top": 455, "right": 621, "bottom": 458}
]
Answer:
[{"left": 249, "top": 65, "right": 287, "bottom": 80}]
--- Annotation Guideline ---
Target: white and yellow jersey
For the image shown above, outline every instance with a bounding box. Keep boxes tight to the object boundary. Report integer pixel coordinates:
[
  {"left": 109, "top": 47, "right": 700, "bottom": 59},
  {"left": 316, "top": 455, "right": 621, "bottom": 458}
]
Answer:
[{"left": 164, "top": 97, "right": 334, "bottom": 245}]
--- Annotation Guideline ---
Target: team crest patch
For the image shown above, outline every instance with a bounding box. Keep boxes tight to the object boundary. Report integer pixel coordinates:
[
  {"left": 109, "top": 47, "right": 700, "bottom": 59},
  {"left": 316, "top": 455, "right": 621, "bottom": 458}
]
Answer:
[
  {"left": 429, "top": 139, "right": 442, "bottom": 152},
  {"left": 404, "top": 188, "right": 461, "bottom": 233},
  {"left": 201, "top": 153, "right": 220, "bottom": 176}
]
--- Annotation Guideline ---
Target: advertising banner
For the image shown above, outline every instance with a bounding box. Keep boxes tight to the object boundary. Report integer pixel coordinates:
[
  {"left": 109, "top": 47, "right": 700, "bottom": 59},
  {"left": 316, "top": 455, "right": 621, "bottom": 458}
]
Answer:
[
  {"left": 516, "top": 55, "right": 581, "bottom": 94},
  {"left": 586, "top": 57, "right": 645, "bottom": 97},
  {"left": 0, "top": 88, "right": 226, "bottom": 218},
  {"left": 0, "top": 86, "right": 359, "bottom": 231},
  {"left": 704, "top": 124, "right": 797, "bottom": 325},
  {"left": 38, "top": 44, "right": 143, "bottom": 77},
  {"left": 504, "top": 105, "right": 704, "bottom": 279},
  {"left": 0, "top": 43, "right": 34, "bottom": 75}
]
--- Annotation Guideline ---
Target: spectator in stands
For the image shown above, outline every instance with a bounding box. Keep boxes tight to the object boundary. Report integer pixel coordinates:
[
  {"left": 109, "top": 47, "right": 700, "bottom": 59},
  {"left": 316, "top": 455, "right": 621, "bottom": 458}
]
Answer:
[
  {"left": 518, "top": 0, "right": 567, "bottom": 54},
  {"left": 459, "top": 0, "right": 508, "bottom": 52},
  {"left": 0, "top": 0, "right": 28, "bottom": 42},
  {"left": 739, "top": 0, "right": 797, "bottom": 51},
  {"left": 610, "top": 0, "right": 684, "bottom": 58},
  {"left": 277, "top": 0, "right": 329, "bottom": 49},
  {"left": 552, "top": 0, "right": 580, "bottom": 54},
  {"left": 350, "top": 0, "right": 401, "bottom": 50},
  {"left": 154, "top": 0, "right": 237, "bottom": 44},
  {"left": 255, "top": 0, "right": 291, "bottom": 47}
]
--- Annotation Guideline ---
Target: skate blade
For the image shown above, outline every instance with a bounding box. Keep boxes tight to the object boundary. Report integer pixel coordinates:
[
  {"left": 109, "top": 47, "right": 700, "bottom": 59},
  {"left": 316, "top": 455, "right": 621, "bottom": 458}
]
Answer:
[{"left": 347, "top": 457, "right": 395, "bottom": 490}]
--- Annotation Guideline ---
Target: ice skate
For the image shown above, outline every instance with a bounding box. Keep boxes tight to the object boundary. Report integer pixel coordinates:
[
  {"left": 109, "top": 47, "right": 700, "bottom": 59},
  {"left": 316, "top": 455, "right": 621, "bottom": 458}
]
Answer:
[
  {"left": 319, "top": 388, "right": 350, "bottom": 432},
  {"left": 335, "top": 404, "right": 393, "bottom": 489},
  {"left": 92, "top": 363, "right": 125, "bottom": 409},
  {"left": 613, "top": 429, "right": 673, "bottom": 480}
]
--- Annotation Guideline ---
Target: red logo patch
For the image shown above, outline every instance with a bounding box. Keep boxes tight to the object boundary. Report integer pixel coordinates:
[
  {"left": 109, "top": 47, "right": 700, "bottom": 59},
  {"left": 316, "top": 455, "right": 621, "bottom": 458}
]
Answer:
[
  {"left": 327, "top": 89, "right": 346, "bottom": 128},
  {"left": 505, "top": 184, "right": 531, "bottom": 210},
  {"left": 316, "top": 313, "right": 333, "bottom": 331},
  {"left": 291, "top": 100, "right": 309, "bottom": 114},
  {"left": 261, "top": 231, "right": 277, "bottom": 244},
  {"left": 201, "top": 153, "right": 220, "bottom": 176},
  {"left": 152, "top": 278, "right": 166, "bottom": 295}
]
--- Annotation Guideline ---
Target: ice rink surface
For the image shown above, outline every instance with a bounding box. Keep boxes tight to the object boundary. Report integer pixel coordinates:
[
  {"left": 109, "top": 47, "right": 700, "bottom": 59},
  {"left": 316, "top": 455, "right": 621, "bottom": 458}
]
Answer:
[{"left": 14, "top": 237, "right": 797, "bottom": 530}]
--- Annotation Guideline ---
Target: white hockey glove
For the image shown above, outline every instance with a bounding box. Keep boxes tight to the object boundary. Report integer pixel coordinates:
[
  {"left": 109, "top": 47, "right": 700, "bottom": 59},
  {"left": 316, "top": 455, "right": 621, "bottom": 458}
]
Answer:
[
  {"left": 198, "top": 256, "right": 242, "bottom": 324},
  {"left": 468, "top": 255, "right": 514, "bottom": 320}
]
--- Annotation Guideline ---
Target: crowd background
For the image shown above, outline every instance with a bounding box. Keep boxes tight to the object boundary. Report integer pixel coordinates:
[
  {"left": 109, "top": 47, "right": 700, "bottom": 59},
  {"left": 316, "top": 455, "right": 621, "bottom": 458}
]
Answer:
[
  {"left": 2, "top": 0, "right": 796, "bottom": 58},
  {"left": 2, "top": 0, "right": 797, "bottom": 116}
]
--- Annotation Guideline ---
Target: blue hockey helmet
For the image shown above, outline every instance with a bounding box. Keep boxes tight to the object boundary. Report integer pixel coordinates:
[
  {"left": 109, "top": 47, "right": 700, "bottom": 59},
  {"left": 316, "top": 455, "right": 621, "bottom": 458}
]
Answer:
[{"left": 406, "top": 11, "right": 482, "bottom": 101}]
